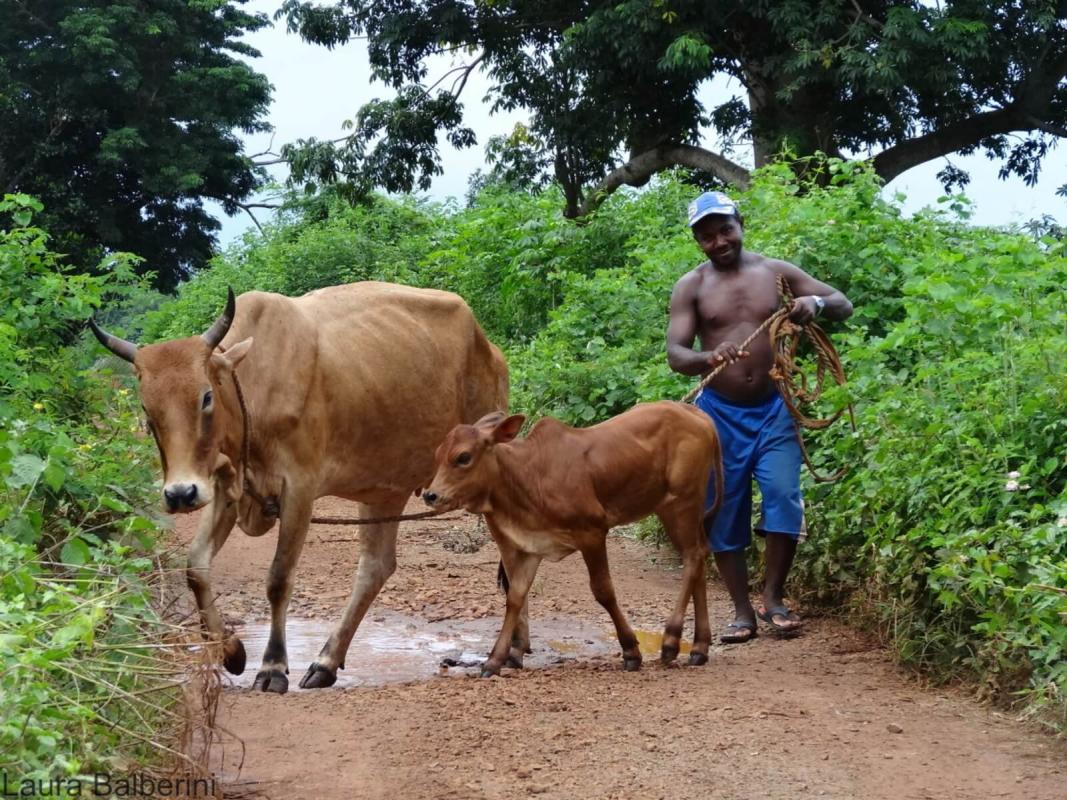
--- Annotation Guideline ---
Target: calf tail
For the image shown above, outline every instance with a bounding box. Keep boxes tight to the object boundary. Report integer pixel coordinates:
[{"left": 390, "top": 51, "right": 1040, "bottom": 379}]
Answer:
[
  {"left": 497, "top": 560, "right": 509, "bottom": 594},
  {"left": 702, "top": 432, "right": 725, "bottom": 531}
]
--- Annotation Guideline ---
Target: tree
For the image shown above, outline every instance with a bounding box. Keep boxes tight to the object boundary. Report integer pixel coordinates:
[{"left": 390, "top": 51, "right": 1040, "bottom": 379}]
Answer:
[
  {"left": 275, "top": 0, "right": 1067, "bottom": 217},
  {"left": 0, "top": 1, "right": 273, "bottom": 290}
]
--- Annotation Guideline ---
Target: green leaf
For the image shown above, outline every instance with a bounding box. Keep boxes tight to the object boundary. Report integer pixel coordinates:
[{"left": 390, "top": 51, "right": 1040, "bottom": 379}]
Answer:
[
  {"left": 60, "top": 537, "right": 92, "bottom": 567},
  {"left": 42, "top": 461, "right": 66, "bottom": 492},
  {"left": 8, "top": 454, "right": 46, "bottom": 488}
]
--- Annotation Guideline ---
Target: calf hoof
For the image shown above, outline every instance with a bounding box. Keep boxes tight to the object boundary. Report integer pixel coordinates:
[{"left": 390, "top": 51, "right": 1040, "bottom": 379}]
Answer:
[
  {"left": 298, "top": 663, "right": 337, "bottom": 690},
  {"left": 623, "top": 656, "right": 643, "bottom": 672},
  {"left": 660, "top": 645, "right": 679, "bottom": 664},
  {"left": 252, "top": 669, "right": 289, "bottom": 694},
  {"left": 480, "top": 662, "right": 502, "bottom": 678},
  {"left": 506, "top": 649, "right": 525, "bottom": 669},
  {"left": 223, "top": 637, "right": 246, "bottom": 675},
  {"left": 687, "top": 652, "right": 709, "bottom": 667}
]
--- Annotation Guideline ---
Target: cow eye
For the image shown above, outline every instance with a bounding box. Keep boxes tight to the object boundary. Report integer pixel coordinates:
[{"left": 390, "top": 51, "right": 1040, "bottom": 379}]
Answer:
[
  {"left": 201, "top": 390, "right": 213, "bottom": 410},
  {"left": 455, "top": 452, "right": 472, "bottom": 466}
]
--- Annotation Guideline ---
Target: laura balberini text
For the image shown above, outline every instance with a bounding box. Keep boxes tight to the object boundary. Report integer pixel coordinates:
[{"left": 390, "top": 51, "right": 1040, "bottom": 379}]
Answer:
[{"left": 1, "top": 771, "right": 216, "bottom": 797}]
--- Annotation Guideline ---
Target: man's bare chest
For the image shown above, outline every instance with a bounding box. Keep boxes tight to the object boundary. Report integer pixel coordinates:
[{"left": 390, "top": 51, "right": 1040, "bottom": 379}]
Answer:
[{"left": 695, "top": 272, "right": 782, "bottom": 330}]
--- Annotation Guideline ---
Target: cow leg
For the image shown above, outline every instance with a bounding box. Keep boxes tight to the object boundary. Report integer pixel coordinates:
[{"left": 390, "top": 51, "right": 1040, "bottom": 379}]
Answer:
[
  {"left": 186, "top": 500, "right": 244, "bottom": 674},
  {"left": 299, "top": 497, "right": 403, "bottom": 690},
  {"left": 483, "top": 544, "right": 541, "bottom": 678},
  {"left": 656, "top": 505, "right": 712, "bottom": 666},
  {"left": 581, "top": 541, "right": 642, "bottom": 671},
  {"left": 252, "top": 494, "right": 314, "bottom": 694}
]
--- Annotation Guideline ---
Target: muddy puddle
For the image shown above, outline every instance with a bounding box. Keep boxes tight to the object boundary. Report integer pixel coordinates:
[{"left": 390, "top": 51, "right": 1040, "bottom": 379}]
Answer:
[{"left": 228, "top": 611, "right": 682, "bottom": 690}]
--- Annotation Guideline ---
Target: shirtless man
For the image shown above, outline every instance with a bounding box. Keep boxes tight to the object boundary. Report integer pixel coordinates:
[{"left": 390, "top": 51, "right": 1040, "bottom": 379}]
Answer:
[{"left": 666, "top": 191, "right": 853, "bottom": 642}]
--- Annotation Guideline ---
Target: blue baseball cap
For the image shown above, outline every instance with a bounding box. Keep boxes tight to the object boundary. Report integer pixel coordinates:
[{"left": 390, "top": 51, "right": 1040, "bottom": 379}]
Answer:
[{"left": 687, "top": 191, "right": 739, "bottom": 227}]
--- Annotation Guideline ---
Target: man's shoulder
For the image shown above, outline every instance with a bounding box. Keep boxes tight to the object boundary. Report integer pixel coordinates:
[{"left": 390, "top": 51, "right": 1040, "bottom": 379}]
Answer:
[
  {"left": 671, "top": 262, "right": 710, "bottom": 291},
  {"left": 742, "top": 252, "right": 803, "bottom": 280}
]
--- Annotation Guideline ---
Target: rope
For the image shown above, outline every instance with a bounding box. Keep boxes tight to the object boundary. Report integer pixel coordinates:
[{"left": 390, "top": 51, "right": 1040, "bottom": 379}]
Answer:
[{"left": 683, "top": 274, "right": 856, "bottom": 483}]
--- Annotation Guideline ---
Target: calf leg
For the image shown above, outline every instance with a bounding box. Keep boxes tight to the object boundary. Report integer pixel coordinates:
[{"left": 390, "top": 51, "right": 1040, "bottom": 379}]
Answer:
[
  {"left": 656, "top": 504, "right": 712, "bottom": 665},
  {"left": 300, "top": 498, "right": 403, "bottom": 689},
  {"left": 495, "top": 557, "right": 531, "bottom": 666},
  {"left": 483, "top": 544, "right": 541, "bottom": 677},
  {"left": 252, "top": 494, "right": 313, "bottom": 694},
  {"left": 687, "top": 553, "right": 712, "bottom": 666},
  {"left": 186, "top": 500, "right": 244, "bottom": 674},
  {"left": 581, "top": 541, "right": 642, "bottom": 671}
]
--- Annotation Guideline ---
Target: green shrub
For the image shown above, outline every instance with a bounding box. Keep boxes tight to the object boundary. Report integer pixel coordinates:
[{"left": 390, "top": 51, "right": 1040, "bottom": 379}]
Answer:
[{"left": 0, "top": 195, "right": 182, "bottom": 776}]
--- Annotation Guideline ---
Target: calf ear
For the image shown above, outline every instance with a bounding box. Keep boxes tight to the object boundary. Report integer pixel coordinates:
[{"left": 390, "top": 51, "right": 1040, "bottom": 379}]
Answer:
[
  {"left": 474, "top": 411, "right": 507, "bottom": 429},
  {"left": 491, "top": 414, "right": 525, "bottom": 444}
]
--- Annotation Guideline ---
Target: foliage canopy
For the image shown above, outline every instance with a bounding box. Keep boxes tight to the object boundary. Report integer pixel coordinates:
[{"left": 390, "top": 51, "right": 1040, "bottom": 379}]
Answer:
[
  {"left": 0, "top": 0, "right": 273, "bottom": 290},
  {"left": 277, "top": 0, "right": 1067, "bottom": 216}
]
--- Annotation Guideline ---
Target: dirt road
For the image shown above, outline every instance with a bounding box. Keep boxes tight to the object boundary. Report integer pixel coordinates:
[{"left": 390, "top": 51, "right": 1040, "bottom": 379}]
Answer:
[{"left": 175, "top": 498, "right": 1065, "bottom": 800}]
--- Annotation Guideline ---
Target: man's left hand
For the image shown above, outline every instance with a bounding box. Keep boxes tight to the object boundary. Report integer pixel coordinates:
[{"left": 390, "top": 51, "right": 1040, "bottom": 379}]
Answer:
[{"left": 788, "top": 296, "right": 820, "bottom": 324}]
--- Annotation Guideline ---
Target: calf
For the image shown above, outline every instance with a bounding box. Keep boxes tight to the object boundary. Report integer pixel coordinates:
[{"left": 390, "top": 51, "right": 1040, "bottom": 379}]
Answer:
[{"left": 423, "top": 401, "right": 723, "bottom": 676}]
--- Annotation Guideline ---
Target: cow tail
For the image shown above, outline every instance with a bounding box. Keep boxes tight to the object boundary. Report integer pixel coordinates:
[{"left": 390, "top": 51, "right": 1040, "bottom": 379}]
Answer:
[
  {"left": 702, "top": 431, "right": 725, "bottom": 530},
  {"left": 497, "top": 560, "right": 509, "bottom": 594}
]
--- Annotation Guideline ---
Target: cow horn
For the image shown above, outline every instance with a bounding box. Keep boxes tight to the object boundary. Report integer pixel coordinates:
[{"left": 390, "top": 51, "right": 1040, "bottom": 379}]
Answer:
[
  {"left": 202, "top": 287, "right": 236, "bottom": 349},
  {"left": 88, "top": 318, "right": 138, "bottom": 363}
]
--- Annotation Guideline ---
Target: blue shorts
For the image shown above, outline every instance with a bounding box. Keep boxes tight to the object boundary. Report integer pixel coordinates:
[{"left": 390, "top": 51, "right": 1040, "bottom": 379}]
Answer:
[{"left": 695, "top": 388, "right": 804, "bottom": 553}]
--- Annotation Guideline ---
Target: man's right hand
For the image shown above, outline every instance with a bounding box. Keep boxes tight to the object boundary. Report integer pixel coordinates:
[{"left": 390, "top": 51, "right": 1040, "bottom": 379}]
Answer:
[{"left": 708, "top": 341, "right": 749, "bottom": 368}]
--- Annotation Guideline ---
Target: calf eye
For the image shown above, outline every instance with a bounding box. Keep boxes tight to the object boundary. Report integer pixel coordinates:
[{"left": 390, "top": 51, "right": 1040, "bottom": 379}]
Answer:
[
  {"left": 201, "top": 390, "right": 213, "bottom": 410},
  {"left": 455, "top": 452, "right": 472, "bottom": 466}
]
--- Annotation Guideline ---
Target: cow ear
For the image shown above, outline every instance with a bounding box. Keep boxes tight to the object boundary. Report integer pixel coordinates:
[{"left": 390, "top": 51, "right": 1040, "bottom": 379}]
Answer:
[
  {"left": 211, "top": 337, "right": 254, "bottom": 371},
  {"left": 491, "top": 414, "right": 525, "bottom": 444}
]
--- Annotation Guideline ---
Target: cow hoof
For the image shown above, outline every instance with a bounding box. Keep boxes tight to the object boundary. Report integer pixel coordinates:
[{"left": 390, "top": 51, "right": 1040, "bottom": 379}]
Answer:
[
  {"left": 506, "top": 650, "right": 525, "bottom": 669},
  {"left": 688, "top": 652, "right": 709, "bottom": 667},
  {"left": 479, "top": 663, "right": 502, "bottom": 678},
  {"left": 223, "top": 637, "right": 246, "bottom": 675},
  {"left": 660, "top": 645, "right": 679, "bottom": 664},
  {"left": 298, "top": 663, "right": 337, "bottom": 690},
  {"left": 623, "top": 656, "right": 643, "bottom": 672},
  {"left": 252, "top": 669, "right": 289, "bottom": 694}
]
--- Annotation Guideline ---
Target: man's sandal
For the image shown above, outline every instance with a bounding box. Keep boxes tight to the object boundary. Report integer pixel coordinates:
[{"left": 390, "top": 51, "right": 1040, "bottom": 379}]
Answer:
[
  {"left": 719, "top": 620, "right": 758, "bottom": 644},
  {"left": 756, "top": 604, "right": 803, "bottom": 636}
]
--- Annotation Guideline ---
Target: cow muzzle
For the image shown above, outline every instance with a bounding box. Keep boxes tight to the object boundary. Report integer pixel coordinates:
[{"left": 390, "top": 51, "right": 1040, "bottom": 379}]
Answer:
[
  {"left": 163, "top": 480, "right": 210, "bottom": 513},
  {"left": 421, "top": 490, "right": 457, "bottom": 512}
]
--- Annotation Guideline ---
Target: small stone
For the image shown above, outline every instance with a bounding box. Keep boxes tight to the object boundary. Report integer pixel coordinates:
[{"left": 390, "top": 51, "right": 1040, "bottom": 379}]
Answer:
[{"left": 886, "top": 723, "right": 904, "bottom": 734}]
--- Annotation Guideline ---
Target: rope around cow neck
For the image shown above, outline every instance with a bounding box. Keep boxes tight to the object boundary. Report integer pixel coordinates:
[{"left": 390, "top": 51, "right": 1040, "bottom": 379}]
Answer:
[{"left": 683, "top": 274, "right": 856, "bottom": 483}]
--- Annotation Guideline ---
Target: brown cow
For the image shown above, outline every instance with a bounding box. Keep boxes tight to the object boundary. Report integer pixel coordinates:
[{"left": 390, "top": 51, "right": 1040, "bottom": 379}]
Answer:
[
  {"left": 90, "top": 282, "right": 507, "bottom": 693},
  {"left": 422, "top": 401, "right": 723, "bottom": 676}
]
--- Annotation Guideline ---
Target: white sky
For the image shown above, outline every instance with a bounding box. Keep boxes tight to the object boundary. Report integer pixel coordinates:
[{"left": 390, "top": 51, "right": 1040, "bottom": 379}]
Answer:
[{"left": 210, "top": 2, "right": 1067, "bottom": 244}]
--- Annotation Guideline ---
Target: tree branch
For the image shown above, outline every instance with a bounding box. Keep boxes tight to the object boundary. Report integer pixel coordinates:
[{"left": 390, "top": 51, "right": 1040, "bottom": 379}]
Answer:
[
  {"left": 1027, "top": 115, "right": 1067, "bottom": 139},
  {"left": 871, "top": 107, "right": 1026, "bottom": 184},
  {"left": 206, "top": 195, "right": 279, "bottom": 237},
  {"left": 577, "top": 144, "right": 750, "bottom": 217},
  {"left": 238, "top": 204, "right": 268, "bottom": 237}
]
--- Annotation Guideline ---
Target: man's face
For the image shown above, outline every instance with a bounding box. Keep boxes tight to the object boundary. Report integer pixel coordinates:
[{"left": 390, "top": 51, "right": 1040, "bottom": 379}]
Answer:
[{"left": 692, "top": 214, "right": 743, "bottom": 266}]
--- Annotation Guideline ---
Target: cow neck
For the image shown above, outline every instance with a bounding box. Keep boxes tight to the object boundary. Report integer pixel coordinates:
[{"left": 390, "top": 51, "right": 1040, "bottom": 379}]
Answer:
[{"left": 490, "top": 440, "right": 540, "bottom": 516}]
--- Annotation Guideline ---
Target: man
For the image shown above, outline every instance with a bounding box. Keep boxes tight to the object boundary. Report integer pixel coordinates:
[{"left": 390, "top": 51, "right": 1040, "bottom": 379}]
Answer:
[{"left": 666, "top": 191, "right": 852, "bottom": 643}]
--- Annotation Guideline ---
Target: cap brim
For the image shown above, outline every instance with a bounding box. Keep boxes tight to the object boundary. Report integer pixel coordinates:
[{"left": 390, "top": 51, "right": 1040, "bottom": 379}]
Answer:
[{"left": 688, "top": 206, "right": 737, "bottom": 227}]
